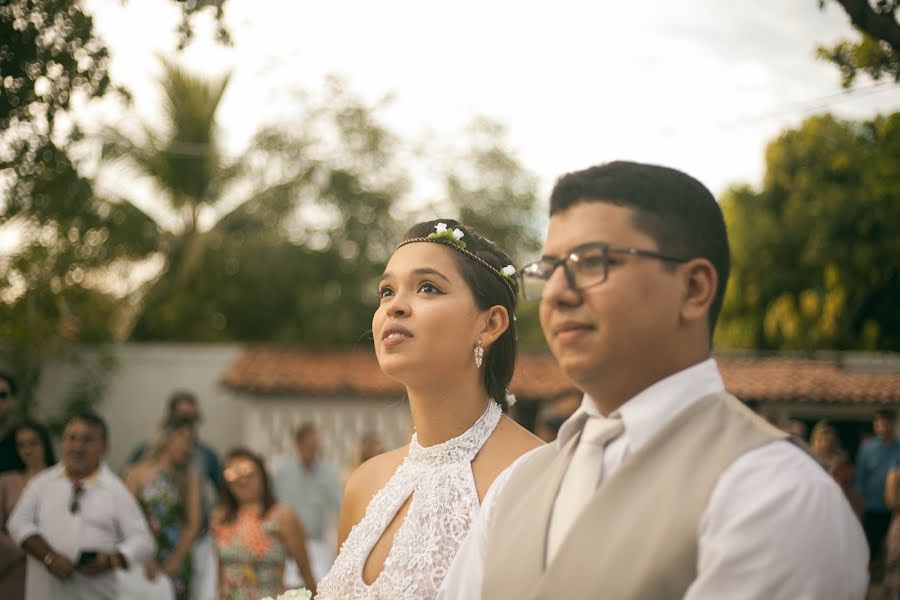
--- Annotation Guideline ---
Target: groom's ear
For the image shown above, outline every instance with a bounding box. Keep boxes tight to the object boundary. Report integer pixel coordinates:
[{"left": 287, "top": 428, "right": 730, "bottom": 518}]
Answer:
[{"left": 480, "top": 306, "right": 510, "bottom": 348}]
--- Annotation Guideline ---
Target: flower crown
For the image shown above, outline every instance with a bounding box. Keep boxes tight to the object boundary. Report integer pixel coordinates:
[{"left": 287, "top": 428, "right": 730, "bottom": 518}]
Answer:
[{"left": 397, "top": 222, "right": 518, "bottom": 300}]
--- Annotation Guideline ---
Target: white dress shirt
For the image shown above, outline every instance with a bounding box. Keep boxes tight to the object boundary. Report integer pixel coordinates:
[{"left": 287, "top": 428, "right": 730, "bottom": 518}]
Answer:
[
  {"left": 8, "top": 462, "right": 155, "bottom": 600},
  {"left": 438, "top": 358, "right": 869, "bottom": 600}
]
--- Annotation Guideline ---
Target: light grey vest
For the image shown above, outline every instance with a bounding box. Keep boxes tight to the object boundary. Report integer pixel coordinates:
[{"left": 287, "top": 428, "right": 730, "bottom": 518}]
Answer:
[{"left": 482, "top": 392, "right": 788, "bottom": 600}]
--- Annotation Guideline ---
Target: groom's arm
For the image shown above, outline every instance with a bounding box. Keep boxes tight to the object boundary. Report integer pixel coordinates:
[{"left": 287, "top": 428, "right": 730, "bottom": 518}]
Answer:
[{"left": 685, "top": 440, "right": 869, "bottom": 600}]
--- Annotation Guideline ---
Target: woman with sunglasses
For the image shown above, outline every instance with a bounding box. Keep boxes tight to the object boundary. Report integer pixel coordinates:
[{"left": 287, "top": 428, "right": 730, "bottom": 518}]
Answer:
[
  {"left": 211, "top": 448, "right": 316, "bottom": 599},
  {"left": 0, "top": 421, "right": 56, "bottom": 599},
  {"left": 316, "top": 220, "right": 542, "bottom": 600}
]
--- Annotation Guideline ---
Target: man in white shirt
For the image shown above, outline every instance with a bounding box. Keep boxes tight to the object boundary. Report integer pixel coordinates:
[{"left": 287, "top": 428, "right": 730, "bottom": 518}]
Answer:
[
  {"left": 439, "top": 161, "right": 868, "bottom": 599},
  {"left": 274, "top": 423, "right": 342, "bottom": 582},
  {"left": 9, "top": 412, "right": 154, "bottom": 600}
]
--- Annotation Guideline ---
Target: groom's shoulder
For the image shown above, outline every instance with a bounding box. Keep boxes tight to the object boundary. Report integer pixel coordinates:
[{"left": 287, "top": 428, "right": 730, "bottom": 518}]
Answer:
[{"left": 499, "top": 442, "right": 560, "bottom": 487}]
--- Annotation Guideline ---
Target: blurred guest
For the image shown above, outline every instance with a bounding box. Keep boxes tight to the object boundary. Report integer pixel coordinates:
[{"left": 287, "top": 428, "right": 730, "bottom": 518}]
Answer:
[
  {"left": 785, "top": 418, "right": 809, "bottom": 441},
  {"left": 534, "top": 407, "right": 568, "bottom": 443},
  {"left": 274, "top": 423, "right": 341, "bottom": 580},
  {"left": 127, "top": 391, "right": 223, "bottom": 511},
  {"left": 124, "top": 419, "right": 201, "bottom": 600},
  {"left": 0, "top": 421, "right": 56, "bottom": 599},
  {"left": 856, "top": 409, "right": 900, "bottom": 575},
  {"left": 883, "top": 465, "right": 900, "bottom": 598},
  {"left": 212, "top": 448, "right": 316, "bottom": 599},
  {"left": 127, "top": 390, "right": 222, "bottom": 600},
  {"left": 810, "top": 420, "right": 855, "bottom": 499},
  {"left": 342, "top": 432, "right": 386, "bottom": 489},
  {"left": 0, "top": 372, "right": 21, "bottom": 474},
  {"left": 355, "top": 431, "right": 385, "bottom": 467},
  {"left": 8, "top": 412, "right": 154, "bottom": 599}
]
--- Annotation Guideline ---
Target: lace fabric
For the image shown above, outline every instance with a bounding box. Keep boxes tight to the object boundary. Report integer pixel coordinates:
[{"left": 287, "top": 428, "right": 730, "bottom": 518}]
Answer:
[{"left": 316, "top": 400, "right": 502, "bottom": 600}]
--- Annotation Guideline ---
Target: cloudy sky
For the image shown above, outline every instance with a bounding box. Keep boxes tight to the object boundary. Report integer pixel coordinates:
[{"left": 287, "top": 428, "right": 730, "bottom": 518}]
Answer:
[{"left": 83, "top": 0, "right": 900, "bottom": 204}]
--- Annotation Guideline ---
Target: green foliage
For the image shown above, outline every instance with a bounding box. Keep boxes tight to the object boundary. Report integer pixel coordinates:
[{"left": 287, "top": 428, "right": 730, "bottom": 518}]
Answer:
[
  {"left": 443, "top": 118, "right": 543, "bottom": 265},
  {"left": 0, "top": 0, "right": 231, "bottom": 413},
  {"left": 717, "top": 113, "right": 900, "bottom": 351},
  {"left": 817, "top": 0, "right": 900, "bottom": 87}
]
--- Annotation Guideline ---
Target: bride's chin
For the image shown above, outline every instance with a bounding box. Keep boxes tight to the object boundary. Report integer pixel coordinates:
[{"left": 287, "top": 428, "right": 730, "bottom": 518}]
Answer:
[{"left": 378, "top": 356, "right": 417, "bottom": 381}]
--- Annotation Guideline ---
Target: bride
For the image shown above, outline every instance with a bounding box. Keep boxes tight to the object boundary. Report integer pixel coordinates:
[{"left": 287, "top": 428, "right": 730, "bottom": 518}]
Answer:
[{"left": 316, "top": 219, "right": 542, "bottom": 599}]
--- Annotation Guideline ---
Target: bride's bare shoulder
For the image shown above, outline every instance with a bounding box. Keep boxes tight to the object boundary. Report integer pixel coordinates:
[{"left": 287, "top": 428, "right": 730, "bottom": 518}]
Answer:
[
  {"left": 490, "top": 414, "right": 544, "bottom": 458},
  {"left": 343, "top": 446, "right": 408, "bottom": 516},
  {"left": 471, "top": 415, "right": 544, "bottom": 500}
]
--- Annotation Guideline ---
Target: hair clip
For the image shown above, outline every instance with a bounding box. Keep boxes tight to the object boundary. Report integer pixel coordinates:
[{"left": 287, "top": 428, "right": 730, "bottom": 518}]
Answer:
[{"left": 427, "top": 222, "right": 467, "bottom": 249}]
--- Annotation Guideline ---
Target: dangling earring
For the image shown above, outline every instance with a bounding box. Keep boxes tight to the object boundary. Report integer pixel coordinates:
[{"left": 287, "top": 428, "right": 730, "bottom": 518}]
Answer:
[{"left": 474, "top": 339, "right": 484, "bottom": 368}]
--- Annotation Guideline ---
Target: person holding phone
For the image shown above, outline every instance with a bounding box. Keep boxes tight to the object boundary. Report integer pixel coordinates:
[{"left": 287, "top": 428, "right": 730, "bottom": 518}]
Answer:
[{"left": 7, "top": 412, "right": 154, "bottom": 600}]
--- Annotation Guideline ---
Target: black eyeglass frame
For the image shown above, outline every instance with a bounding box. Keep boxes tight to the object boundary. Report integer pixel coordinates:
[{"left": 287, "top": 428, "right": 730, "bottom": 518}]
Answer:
[{"left": 519, "top": 242, "right": 691, "bottom": 301}]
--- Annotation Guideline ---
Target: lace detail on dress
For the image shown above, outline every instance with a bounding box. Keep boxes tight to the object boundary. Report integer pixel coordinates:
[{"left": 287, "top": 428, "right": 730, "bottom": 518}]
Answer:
[{"left": 317, "top": 400, "right": 502, "bottom": 600}]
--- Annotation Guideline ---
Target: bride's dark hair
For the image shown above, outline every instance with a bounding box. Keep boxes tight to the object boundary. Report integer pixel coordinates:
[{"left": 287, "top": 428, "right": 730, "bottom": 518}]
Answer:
[{"left": 400, "top": 219, "right": 519, "bottom": 408}]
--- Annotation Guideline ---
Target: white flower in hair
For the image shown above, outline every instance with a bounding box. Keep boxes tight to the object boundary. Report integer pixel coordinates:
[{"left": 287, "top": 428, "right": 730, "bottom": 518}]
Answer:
[
  {"left": 501, "top": 265, "right": 516, "bottom": 277},
  {"left": 505, "top": 392, "right": 517, "bottom": 407},
  {"left": 452, "top": 228, "right": 464, "bottom": 240},
  {"left": 434, "top": 222, "right": 448, "bottom": 233}
]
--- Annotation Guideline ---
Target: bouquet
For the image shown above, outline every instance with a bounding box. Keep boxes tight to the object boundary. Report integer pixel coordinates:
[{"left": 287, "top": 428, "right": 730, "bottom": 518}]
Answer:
[
  {"left": 261, "top": 590, "right": 341, "bottom": 600},
  {"left": 261, "top": 590, "right": 311, "bottom": 600}
]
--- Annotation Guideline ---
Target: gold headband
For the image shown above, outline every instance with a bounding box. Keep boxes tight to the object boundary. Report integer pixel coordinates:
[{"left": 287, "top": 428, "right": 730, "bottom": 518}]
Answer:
[{"left": 396, "top": 234, "right": 518, "bottom": 302}]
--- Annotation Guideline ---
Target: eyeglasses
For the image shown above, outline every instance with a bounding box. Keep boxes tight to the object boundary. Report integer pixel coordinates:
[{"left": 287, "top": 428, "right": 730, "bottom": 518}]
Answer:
[
  {"left": 70, "top": 482, "right": 85, "bottom": 514},
  {"left": 519, "top": 242, "right": 689, "bottom": 301}
]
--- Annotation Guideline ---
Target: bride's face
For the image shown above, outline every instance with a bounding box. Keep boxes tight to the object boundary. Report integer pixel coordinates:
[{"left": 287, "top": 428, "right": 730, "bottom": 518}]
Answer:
[{"left": 374, "top": 243, "right": 484, "bottom": 387}]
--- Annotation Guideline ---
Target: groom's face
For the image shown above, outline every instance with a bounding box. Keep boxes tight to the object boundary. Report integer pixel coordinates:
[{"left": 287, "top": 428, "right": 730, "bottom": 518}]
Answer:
[{"left": 538, "top": 201, "right": 683, "bottom": 391}]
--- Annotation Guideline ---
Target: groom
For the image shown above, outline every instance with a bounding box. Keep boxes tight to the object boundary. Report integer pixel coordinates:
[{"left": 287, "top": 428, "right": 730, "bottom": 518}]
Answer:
[{"left": 440, "top": 161, "right": 868, "bottom": 599}]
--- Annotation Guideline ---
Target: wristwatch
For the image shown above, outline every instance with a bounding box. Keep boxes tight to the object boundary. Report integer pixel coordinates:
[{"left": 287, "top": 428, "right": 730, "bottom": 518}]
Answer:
[
  {"left": 110, "top": 552, "right": 127, "bottom": 570},
  {"left": 42, "top": 552, "right": 54, "bottom": 567}
]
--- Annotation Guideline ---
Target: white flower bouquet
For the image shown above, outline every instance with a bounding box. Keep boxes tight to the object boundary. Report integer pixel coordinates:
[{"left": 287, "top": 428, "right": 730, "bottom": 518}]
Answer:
[{"left": 261, "top": 589, "right": 341, "bottom": 600}]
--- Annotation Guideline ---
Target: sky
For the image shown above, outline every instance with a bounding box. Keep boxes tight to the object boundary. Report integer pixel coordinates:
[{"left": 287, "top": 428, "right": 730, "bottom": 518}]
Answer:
[{"left": 80, "top": 0, "right": 900, "bottom": 214}]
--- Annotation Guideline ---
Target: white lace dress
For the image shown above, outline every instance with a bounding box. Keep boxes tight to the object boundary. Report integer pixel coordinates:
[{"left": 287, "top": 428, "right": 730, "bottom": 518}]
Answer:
[{"left": 316, "top": 400, "right": 502, "bottom": 600}]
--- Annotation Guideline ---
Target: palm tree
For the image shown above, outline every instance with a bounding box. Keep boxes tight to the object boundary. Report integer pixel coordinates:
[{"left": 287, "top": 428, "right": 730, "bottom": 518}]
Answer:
[{"left": 101, "top": 59, "right": 314, "bottom": 339}]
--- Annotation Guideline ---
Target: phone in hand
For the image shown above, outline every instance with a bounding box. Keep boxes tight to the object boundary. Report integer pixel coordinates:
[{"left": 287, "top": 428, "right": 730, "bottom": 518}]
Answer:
[{"left": 76, "top": 551, "right": 98, "bottom": 567}]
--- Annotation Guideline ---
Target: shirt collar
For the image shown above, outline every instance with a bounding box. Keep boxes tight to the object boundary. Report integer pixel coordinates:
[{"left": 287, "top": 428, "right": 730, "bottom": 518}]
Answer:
[
  {"left": 54, "top": 462, "right": 112, "bottom": 488},
  {"left": 556, "top": 358, "right": 724, "bottom": 451}
]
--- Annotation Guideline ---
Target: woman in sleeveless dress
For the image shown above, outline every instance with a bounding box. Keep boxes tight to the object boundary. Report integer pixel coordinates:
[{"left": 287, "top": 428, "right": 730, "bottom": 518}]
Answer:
[
  {"left": 124, "top": 419, "right": 201, "bottom": 600},
  {"left": 212, "top": 447, "right": 317, "bottom": 600},
  {"left": 0, "top": 421, "right": 55, "bottom": 600},
  {"left": 316, "top": 219, "right": 543, "bottom": 600}
]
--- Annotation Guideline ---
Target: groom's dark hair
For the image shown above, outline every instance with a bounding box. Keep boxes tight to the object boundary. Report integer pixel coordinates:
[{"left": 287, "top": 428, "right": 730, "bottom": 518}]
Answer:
[{"left": 549, "top": 161, "right": 730, "bottom": 335}]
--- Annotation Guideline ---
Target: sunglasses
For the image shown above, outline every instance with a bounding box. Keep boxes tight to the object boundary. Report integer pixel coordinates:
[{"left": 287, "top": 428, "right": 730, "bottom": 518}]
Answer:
[
  {"left": 70, "top": 482, "right": 85, "bottom": 514},
  {"left": 223, "top": 463, "right": 258, "bottom": 483}
]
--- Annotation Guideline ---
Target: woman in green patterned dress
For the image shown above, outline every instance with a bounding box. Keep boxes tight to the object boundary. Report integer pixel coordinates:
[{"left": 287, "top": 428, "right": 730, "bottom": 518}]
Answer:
[{"left": 125, "top": 419, "right": 201, "bottom": 600}]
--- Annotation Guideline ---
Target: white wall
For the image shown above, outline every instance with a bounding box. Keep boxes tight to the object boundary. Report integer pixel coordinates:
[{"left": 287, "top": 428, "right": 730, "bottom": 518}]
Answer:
[
  {"left": 30, "top": 343, "right": 411, "bottom": 476},
  {"left": 244, "top": 395, "right": 411, "bottom": 475},
  {"left": 34, "top": 343, "right": 244, "bottom": 471}
]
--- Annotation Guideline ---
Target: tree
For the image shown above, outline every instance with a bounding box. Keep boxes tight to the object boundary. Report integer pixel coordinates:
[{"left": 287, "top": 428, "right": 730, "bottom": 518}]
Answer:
[
  {"left": 0, "top": 0, "right": 230, "bottom": 415},
  {"left": 441, "top": 118, "right": 543, "bottom": 264},
  {"left": 717, "top": 113, "right": 900, "bottom": 351},
  {"left": 100, "top": 59, "right": 320, "bottom": 340},
  {"left": 100, "top": 73, "right": 411, "bottom": 344},
  {"left": 423, "top": 118, "right": 546, "bottom": 347},
  {"left": 817, "top": 0, "right": 900, "bottom": 87}
]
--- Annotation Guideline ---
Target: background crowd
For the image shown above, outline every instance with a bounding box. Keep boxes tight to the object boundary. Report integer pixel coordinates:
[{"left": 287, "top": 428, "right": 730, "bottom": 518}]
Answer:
[
  {"left": 0, "top": 367, "right": 899, "bottom": 598},
  {"left": 0, "top": 373, "right": 353, "bottom": 599}
]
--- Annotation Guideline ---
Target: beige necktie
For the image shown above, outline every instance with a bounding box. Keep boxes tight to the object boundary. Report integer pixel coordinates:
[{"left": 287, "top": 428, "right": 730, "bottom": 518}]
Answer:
[{"left": 546, "top": 416, "right": 625, "bottom": 563}]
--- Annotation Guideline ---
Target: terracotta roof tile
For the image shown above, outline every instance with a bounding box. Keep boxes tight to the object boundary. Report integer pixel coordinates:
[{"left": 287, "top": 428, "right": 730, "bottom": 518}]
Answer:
[{"left": 221, "top": 348, "right": 900, "bottom": 405}]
